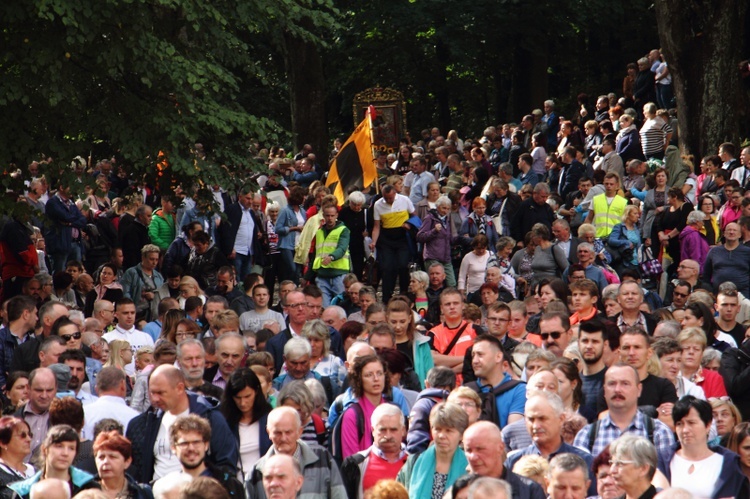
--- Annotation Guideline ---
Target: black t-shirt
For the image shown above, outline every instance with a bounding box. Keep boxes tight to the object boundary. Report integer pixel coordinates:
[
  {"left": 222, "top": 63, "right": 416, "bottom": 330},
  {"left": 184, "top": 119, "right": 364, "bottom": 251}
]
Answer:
[
  {"left": 581, "top": 367, "right": 607, "bottom": 415},
  {"left": 718, "top": 323, "right": 746, "bottom": 347}
]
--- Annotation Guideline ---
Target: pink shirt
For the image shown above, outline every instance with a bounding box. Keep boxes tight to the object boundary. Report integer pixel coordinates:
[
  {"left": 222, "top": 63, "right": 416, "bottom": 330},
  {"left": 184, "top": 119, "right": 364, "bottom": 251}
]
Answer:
[{"left": 341, "top": 396, "right": 379, "bottom": 459}]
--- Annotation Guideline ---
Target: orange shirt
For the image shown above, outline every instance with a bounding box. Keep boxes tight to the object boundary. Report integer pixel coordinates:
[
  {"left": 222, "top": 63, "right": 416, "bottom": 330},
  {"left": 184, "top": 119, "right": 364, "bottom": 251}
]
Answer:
[{"left": 429, "top": 321, "right": 477, "bottom": 384}]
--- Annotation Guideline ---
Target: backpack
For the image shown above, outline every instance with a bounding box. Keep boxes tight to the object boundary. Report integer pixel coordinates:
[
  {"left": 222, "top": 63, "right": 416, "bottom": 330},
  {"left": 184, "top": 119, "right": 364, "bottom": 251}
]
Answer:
[
  {"left": 465, "top": 379, "right": 523, "bottom": 427},
  {"left": 328, "top": 400, "right": 365, "bottom": 466},
  {"left": 585, "top": 414, "right": 654, "bottom": 452}
]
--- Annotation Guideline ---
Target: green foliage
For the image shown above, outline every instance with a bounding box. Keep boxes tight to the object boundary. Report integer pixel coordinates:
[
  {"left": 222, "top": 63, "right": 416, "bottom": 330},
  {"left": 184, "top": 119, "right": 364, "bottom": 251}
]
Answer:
[{"left": 0, "top": 0, "right": 336, "bottom": 215}]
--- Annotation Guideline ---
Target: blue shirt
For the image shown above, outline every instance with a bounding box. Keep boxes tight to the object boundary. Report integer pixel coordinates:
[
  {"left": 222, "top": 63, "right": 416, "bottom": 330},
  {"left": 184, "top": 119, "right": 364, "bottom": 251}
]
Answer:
[
  {"left": 476, "top": 373, "right": 527, "bottom": 429},
  {"left": 143, "top": 320, "right": 162, "bottom": 341},
  {"left": 506, "top": 441, "right": 595, "bottom": 495}
]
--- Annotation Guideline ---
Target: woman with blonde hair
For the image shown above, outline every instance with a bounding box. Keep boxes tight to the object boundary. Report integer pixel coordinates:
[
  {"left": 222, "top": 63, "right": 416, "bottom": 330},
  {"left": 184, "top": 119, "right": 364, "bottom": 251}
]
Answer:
[
  {"left": 709, "top": 397, "right": 743, "bottom": 446},
  {"left": 104, "top": 340, "right": 132, "bottom": 372},
  {"left": 301, "top": 319, "right": 346, "bottom": 392},
  {"left": 446, "top": 387, "right": 481, "bottom": 425},
  {"left": 408, "top": 270, "right": 430, "bottom": 318},
  {"left": 157, "top": 308, "right": 186, "bottom": 345},
  {"left": 178, "top": 276, "right": 206, "bottom": 309}
]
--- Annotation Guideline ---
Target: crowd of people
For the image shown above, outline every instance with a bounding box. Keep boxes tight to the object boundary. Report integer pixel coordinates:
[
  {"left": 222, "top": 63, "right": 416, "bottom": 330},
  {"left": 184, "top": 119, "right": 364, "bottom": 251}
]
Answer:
[{"left": 1, "top": 49, "right": 750, "bottom": 499}]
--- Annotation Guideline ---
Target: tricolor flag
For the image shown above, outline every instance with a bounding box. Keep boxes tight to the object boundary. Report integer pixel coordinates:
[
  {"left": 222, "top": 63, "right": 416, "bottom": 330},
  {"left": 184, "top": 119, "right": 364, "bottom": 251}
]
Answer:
[{"left": 326, "top": 106, "right": 377, "bottom": 206}]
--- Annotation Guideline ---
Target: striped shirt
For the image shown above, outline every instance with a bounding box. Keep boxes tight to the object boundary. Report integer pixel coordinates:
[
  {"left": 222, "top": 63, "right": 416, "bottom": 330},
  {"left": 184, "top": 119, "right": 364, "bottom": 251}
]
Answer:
[{"left": 640, "top": 118, "right": 669, "bottom": 158}]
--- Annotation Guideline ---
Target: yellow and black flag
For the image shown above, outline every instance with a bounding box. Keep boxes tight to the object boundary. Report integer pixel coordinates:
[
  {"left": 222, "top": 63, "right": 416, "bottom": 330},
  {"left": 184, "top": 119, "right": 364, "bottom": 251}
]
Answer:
[{"left": 326, "top": 106, "right": 377, "bottom": 206}]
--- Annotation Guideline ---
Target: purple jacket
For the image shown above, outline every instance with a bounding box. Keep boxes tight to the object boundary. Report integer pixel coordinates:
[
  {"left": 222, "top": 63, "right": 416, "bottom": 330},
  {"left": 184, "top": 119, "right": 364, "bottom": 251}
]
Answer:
[
  {"left": 417, "top": 209, "right": 454, "bottom": 263},
  {"left": 679, "top": 225, "right": 709, "bottom": 271}
]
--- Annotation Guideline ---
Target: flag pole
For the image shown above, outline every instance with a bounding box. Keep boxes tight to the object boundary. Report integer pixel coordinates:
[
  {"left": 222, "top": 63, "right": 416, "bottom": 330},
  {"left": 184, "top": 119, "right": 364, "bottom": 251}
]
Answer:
[{"left": 367, "top": 105, "right": 379, "bottom": 194}]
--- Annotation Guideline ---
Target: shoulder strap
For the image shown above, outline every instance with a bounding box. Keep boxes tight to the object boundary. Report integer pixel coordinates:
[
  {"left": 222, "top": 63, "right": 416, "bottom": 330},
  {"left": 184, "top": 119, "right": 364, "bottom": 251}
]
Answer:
[
  {"left": 490, "top": 379, "right": 522, "bottom": 397},
  {"left": 645, "top": 415, "right": 654, "bottom": 441},
  {"left": 587, "top": 420, "right": 601, "bottom": 452},
  {"left": 442, "top": 322, "right": 470, "bottom": 356}
]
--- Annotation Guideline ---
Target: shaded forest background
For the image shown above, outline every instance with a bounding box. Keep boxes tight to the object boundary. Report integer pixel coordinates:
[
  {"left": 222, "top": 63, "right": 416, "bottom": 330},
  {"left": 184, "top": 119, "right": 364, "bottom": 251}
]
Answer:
[{"left": 1, "top": 0, "right": 749, "bottom": 210}]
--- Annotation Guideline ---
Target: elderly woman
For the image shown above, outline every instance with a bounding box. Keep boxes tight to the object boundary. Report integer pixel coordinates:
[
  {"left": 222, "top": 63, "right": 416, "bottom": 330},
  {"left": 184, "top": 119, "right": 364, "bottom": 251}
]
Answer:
[
  {"left": 577, "top": 223, "right": 612, "bottom": 267},
  {"left": 415, "top": 182, "right": 442, "bottom": 221},
  {"left": 640, "top": 168, "right": 670, "bottom": 247},
  {"left": 408, "top": 271, "right": 430, "bottom": 318},
  {"left": 609, "top": 434, "right": 658, "bottom": 499},
  {"left": 446, "top": 387, "right": 481, "bottom": 426},
  {"left": 339, "top": 191, "right": 369, "bottom": 281},
  {"left": 679, "top": 210, "right": 710, "bottom": 270},
  {"left": 278, "top": 381, "right": 327, "bottom": 448},
  {"left": 478, "top": 283, "right": 500, "bottom": 326},
  {"left": 93, "top": 431, "right": 152, "bottom": 499},
  {"left": 275, "top": 185, "right": 307, "bottom": 284},
  {"left": 458, "top": 235, "right": 491, "bottom": 297},
  {"left": 485, "top": 179, "right": 521, "bottom": 237},
  {"left": 302, "top": 319, "right": 346, "bottom": 392},
  {"left": 340, "top": 355, "right": 391, "bottom": 458},
  {"left": 417, "top": 196, "right": 457, "bottom": 288},
  {"left": 458, "top": 197, "right": 498, "bottom": 253},
  {"left": 615, "top": 113, "right": 643, "bottom": 163},
  {"left": 591, "top": 447, "right": 624, "bottom": 499},
  {"left": 653, "top": 337, "right": 705, "bottom": 400},
  {"left": 386, "top": 298, "right": 433, "bottom": 387},
  {"left": 676, "top": 326, "right": 728, "bottom": 400},
  {"left": 727, "top": 422, "right": 750, "bottom": 480},
  {"left": 709, "top": 397, "right": 743, "bottom": 447},
  {"left": 0, "top": 416, "right": 34, "bottom": 485},
  {"left": 666, "top": 396, "right": 749, "bottom": 498},
  {"left": 608, "top": 205, "right": 641, "bottom": 268},
  {"left": 397, "top": 402, "right": 469, "bottom": 499},
  {"left": 529, "top": 224, "right": 568, "bottom": 285}
]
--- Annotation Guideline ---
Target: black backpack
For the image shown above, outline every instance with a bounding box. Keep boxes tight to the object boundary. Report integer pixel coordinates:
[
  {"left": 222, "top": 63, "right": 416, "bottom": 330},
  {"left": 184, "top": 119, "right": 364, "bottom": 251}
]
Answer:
[
  {"left": 328, "top": 400, "right": 365, "bottom": 466},
  {"left": 585, "top": 414, "right": 655, "bottom": 452},
  {"left": 465, "top": 379, "right": 523, "bottom": 427}
]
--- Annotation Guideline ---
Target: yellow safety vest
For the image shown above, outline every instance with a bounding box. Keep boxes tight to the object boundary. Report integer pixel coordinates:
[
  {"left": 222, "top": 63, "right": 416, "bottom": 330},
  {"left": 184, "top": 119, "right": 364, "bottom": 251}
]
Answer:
[
  {"left": 312, "top": 225, "right": 350, "bottom": 271},
  {"left": 592, "top": 194, "right": 628, "bottom": 238}
]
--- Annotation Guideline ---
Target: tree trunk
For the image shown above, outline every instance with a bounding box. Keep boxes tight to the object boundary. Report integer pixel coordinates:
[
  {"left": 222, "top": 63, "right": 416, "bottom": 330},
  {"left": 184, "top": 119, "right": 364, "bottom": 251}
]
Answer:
[
  {"left": 654, "top": 0, "right": 747, "bottom": 158},
  {"left": 282, "top": 31, "right": 328, "bottom": 161}
]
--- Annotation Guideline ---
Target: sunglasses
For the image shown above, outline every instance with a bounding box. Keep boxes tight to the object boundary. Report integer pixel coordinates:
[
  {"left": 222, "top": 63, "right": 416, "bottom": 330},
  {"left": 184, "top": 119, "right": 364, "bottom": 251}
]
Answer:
[
  {"left": 15, "top": 431, "right": 33, "bottom": 439},
  {"left": 60, "top": 332, "right": 82, "bottom": 342},
  {"left": 540, "top": 331, "right": 565, "bottom": 341}
]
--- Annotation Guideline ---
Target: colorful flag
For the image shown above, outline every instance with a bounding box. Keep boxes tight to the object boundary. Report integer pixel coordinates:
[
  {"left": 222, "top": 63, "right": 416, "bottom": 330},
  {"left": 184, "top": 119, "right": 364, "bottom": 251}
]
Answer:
[{"left": 326, "top": 107, "right": 377, "bottom": 206}]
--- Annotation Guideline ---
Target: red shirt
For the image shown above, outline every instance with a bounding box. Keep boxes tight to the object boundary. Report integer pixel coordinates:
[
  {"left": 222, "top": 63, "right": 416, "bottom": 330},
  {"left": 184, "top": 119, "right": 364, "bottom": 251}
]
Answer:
[{"left": 362, "top": 451, "right": 408, "bottom": 492}]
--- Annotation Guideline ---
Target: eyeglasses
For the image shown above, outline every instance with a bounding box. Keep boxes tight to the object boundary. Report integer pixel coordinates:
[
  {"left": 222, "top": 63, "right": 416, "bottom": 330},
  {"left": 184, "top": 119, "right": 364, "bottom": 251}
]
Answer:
[
  {"left": 540, "top": 332, "right": 565, "bottom": 341},
  {"left": 486, "top": 317, "right": 509, "bottom": 323},
  {"left": 609, "top": 459, "right": 636, "bottom": 468},
  {"left": 363, "top": 371, "right": 385, "bottom": 380},
  {"left": 175, "top": 332, "right": 195, "bottom": 339},
  {"left": 60, "top": 332, "right": 82, "bottom": 342},
  {"left": 174, "top": 439, "right": 205, "bottom": 449},
  {"left": 286, "top": 303, "right": 306, "bottom": 309}
]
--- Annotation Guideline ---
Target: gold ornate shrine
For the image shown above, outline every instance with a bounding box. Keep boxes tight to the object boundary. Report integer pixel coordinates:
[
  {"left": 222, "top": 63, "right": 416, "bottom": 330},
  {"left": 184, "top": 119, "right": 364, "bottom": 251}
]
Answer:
[{"left": 352, "top": 87, "right": 407, "bottom": 154}]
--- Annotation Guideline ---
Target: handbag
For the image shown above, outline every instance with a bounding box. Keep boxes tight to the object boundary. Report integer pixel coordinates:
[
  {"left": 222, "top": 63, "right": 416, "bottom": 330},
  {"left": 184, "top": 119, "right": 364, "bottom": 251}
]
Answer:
[{"left": 638, "top": 245, "right": 663, "bottom": 278}]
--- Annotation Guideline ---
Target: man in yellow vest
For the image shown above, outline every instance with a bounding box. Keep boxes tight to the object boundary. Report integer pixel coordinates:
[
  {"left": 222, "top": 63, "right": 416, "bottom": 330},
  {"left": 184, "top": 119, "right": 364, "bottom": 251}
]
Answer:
[
  {"left": 313, "top": 205, "right": 351, "bottom": 307},
  {"left": 585, "top": 172, "right": 629, "bottom": 239}
]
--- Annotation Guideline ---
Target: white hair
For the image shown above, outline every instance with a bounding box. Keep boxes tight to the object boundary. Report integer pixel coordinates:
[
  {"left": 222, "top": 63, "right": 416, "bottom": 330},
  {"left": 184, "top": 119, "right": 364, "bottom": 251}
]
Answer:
[
  {"left": 436, "top": 195, "right": 452, "bottom": 208},
  {"left": 686, "top": 210, "right": 706, "bottom": 225},
  {"left": 526, "top": 390, "right": 565, "bottom": 416},
  {"left": 544, "top": 100, "right": 555, "bottom": 108},
  {"left": 284, "top": 337, "right": 312, "bottom": 359},
  {"left": 324, "top": 305, "right": 347, "bottom": 320},
  {"left": 152, "top": 473, "right": 192, "bottom": 499},
  {"left": 347, "top": 191, "right": 366, "bottom": 205},
  {"left": 371, "top": 402, "right": 405, "bottom": 428},
  {"left": 265, "top": 201, "right": 280, "bottom": 215}
]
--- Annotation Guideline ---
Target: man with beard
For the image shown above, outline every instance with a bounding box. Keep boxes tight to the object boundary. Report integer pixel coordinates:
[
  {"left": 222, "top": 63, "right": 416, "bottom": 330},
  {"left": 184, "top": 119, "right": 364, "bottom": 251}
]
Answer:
[
  {"left": 176, "top": 339, "right": 224, "bottom": 400},
  {"left": 578, "top": 319, "right": 618, "bottom": 416},
  {"left": 154, "top": 414, "right": 244, "bottom": 496},
  {"left": 341, "top": 403, "right": 408, "bottom": 499}
]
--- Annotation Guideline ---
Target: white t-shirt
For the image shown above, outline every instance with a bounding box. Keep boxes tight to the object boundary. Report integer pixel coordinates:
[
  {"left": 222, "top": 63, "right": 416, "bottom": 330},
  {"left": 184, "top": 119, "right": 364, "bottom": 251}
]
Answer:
[
  {"left": 239, "top": 309, "right": 286, "bottom": 334},
  {"left": 669, "top": 452, "right": 722, "bottom": 498},
  {"left": 238, "top": 421, "right": 261, "bottom": 480},
  {"left": 152, "top": 408, "right": 190, "bottom": 481},
  {"left": 103, "top": 326, "right": 155, "bottom": 375}
]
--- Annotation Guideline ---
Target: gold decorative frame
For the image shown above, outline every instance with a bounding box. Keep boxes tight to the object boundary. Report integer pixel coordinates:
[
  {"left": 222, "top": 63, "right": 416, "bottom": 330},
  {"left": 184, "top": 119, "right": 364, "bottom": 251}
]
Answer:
[{"left": 352, "top": 87, "right": 407, "bottom": 154}]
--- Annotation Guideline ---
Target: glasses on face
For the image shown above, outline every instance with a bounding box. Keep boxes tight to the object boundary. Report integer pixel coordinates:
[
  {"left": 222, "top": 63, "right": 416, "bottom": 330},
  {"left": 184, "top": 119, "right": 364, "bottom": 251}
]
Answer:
[
  {"left": 60, "top": 332, "right": 82, "bottom": 342},
  {"left": 15, "top": 431, "right": 33, "bottom": 440},
  {"left": 363, "top": 371, "right": 385, "bottom": 380},
  {"left": 175, "top": 332, "right": 195, "bottom": 340},
  {"left": 287, "top": 303, "right": 306, "bottom": 309},
  {"left": 174, "top": 439, "right": 205, "bottom": 449},
  {"left": 672, "top": 291, "right": 689, "bottom": 298},
  {"left": 540, "top": 331, "right": 565, "bottom": 341},
  {"left": 609, "top": 459, "right": 636, "bottom": 469}
]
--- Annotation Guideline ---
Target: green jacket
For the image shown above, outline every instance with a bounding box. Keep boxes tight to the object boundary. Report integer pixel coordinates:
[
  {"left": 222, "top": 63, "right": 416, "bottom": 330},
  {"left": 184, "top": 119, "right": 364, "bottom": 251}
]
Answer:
[
  {"left": 413, "top": 332, "right": 435, "bottom": 389},
  {"left": 148, "top": 208, "right": 176, "bottom": 250}
]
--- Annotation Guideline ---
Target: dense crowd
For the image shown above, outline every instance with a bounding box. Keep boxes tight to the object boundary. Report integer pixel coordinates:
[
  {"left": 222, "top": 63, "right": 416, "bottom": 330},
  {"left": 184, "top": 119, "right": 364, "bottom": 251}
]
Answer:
[{"left": 1, "top": 49, "right": 750, "bottom": 499}]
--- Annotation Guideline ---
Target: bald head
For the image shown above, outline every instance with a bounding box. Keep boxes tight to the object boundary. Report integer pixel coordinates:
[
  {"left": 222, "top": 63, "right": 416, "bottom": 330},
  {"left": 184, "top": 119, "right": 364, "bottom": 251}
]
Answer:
[
  {"left": 463, "top": 422, "right": 506, "bottom": 478},
  {"left": 345, "top": 341, "right": 376, "bottom": 369},
  {"left": 29, "top": 478, "right": 71, "bottom": 499},
  {"left": 151, "top": 364, "right": 186, "bottom": 386}
]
